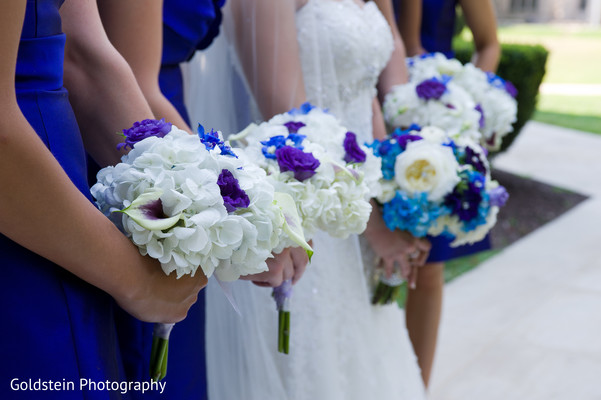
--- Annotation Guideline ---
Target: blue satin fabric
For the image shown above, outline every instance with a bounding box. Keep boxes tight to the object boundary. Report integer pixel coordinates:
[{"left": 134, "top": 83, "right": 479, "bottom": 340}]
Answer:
[
  {"left": 393, "top": 0, "right": 457, "bottom": 58},
  {"left": 420, "top": 0, "right": 458, "bottom": 58},
  {"left": 1, "top": 1, "right": 129, "bottom": 399},
  {"left": 160, "top": 0, "right": 225, "bottom": 123},
  {"left": 117, "top": 2, "right": 225, "bottom": 399}
]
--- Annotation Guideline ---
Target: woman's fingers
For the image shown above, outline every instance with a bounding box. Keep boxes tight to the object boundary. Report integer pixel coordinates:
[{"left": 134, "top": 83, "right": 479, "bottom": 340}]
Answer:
[{"left": 290, "top": 246, "right": 309, "bottom": 284}]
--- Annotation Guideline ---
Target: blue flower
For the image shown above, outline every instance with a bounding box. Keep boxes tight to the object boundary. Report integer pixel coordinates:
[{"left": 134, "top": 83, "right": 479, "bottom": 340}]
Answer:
[
  {"left": 198, "top": 124, "right": 237, "bottom": 157},
  {"left": 464, "top": 145, "right": 488, "bottom": 175},
  {"left": 367, "top": 138, "right": 402, "bottom": 180},
  {"left": 288, "top": 102, "right": 316, "bottom": 115},
  {"left": 486, "top": 72, "right": 518, "bottom": 98},
  {"left": 261, "top": 132, "right": 306, "bottom": 159},
  {"left": 444, "top": 170, "right": 486, "bottom": 223},
  {"left": 382, "top": 192, "right": 447, "bottom": 237}
]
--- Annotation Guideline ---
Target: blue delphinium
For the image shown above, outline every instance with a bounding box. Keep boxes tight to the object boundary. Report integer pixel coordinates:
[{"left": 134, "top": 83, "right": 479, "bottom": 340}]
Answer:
[
  {"left": 261, "top": 132, "right": 306, "bottom": 160},
  {"left": 382, "top": 192, "right": 448, "bottom": 238},
  {"left": 288, "top": 102, "right": 316, "bottom": 116},
  {"left": 367, "top": 126, "right": 423, "bottom": 180},
  {"left": 486, "top": 72, "right": 518, "bottom": 98},
  {"left": 443, "top": 169, "right": 489, "bottom": 231},
  {"left": 198, "top": 124, "right": 237, "bottom": 157}
]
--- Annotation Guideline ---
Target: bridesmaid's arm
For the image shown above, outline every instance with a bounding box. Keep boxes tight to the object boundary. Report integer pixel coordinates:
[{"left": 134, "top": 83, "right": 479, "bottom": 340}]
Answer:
[
  {"left": 459, "top": 0, "right": 500, "bottom": 72},
  {"left": 396, "top": 0, "right": 426, "bottom": 57},
  {"left": 0, "top": 1, "right": 206, "bottom": 324},
  {"left": 97, "top": 0, "right": 191, "bottom": 133},
  {"left": 374, "top": 0, "right": 410, "bottom": 101},
  {"left": 60, "top": 0, "right": 155, "bottom": 168}
]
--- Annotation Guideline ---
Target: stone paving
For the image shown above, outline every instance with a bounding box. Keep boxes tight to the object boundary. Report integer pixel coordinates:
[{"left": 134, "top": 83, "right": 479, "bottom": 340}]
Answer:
[{"left": 428, "top": 121, "right": 601, "bottom": 400}]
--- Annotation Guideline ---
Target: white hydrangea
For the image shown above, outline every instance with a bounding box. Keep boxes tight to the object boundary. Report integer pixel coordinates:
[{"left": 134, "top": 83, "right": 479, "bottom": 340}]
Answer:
[
  {"left": 407, "top": 53, "right": 518, "bottom": 151},
  {"left": 233, "top": 106, "right": 382, "bottom": 240},
  {"left": 383, "top": 80, "right": 482, "bottom": 139},
  {"left": 91, "top": 127, "right": 292, "bottom": 281}
]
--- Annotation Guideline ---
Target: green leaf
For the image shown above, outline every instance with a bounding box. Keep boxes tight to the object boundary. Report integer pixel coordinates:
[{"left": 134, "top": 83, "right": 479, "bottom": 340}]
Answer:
[
  {"left": 273, "top": 192, "right": 313, "bottom": 260},
  {"left": 117, "top": 189, "right": 182, "bottom": 231}
]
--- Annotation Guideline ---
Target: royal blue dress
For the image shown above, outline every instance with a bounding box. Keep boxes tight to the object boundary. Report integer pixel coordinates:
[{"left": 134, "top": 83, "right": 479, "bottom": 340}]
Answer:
[
  {"left": 0, "top": 1, "right": 129, "bottom": 399},
  {"left": 115, "top": 2, "right": 224, "bottom": 399},
  {"left": 393, "top": 0, "right": 457, "bottom": 58},
  {"left": 395, "top": 0, "right": 491, "bottom": 262}
]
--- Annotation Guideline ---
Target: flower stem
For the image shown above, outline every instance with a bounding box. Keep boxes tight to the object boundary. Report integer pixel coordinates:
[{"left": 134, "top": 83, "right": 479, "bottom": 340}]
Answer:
[
  {"left": 278, "top": 310, "right": 290, "bottom": 354},
  {"left": 149, "top": 323, "right": 174, "bottom": 381}
]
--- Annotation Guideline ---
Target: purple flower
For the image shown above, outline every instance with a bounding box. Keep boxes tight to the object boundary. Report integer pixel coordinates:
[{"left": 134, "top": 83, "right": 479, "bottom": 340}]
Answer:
[
  {"left": 505, "top": 81, "right": 518, "bottom": 98},
  {"left": 445, "top": 183, "right": 483, "bottom": 222},
  {"left": 487, "top": 73, "right": 518, "bottom": 98},
  {"left": 118, "top": 118, "right": 172, "bottom": 150},
  {"left": 272, "top": 279, "right": 293, "bottom": 311},
  {"left": 396, "top": 134, "right": 423, "bottom": 151},
  {"left": 475, "top": 104, "right": 486, "bottom": 129},
  {"left": 139, "top": 198, "right": 169, "bottom": 221},
  {"left": 275, "top": 146, "right": 320, "bottom": 182},
  {"left": 343, "top": 132, "right": 367, "bottom": 163},
  {"left": 489, "top": 186, "right": 509, "bottom": 207},
  {"left": 444, "top": 172, "right": 486, "bottom": 222},
  {"left": 416, "top": 78, "right": 446, "bottom": 100},
  {"left": 465, "top": 146, "right": 487, "bottom": 175},
  {"left": 284, "top": 121, "right": 306, "bottom": 133},
  {"left": 217, "top": 169, "right": 250, "bottom": 213}
]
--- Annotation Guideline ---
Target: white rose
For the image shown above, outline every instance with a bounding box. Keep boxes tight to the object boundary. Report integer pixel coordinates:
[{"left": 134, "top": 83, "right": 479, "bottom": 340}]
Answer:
[
  {"left": 419, "top": 126, "right": 448, "bottom": 144},
  {"left": 394, "top": 140, "right": 460, "bottom": 202}
]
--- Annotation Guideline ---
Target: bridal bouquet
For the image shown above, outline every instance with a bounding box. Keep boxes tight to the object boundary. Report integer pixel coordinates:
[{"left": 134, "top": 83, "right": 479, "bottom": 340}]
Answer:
[
  {"left": 382, "top": 75, "right": 482, "bottom": 141},
  {"left": 232, "top": 102, "right": 382, "bottom": 352},
  {"left": 233, "top": 102, "right": 382, "bottom": 240},
  {"left": 367, "top": 125, "right": 508, "bottom": 304},
  {"left": 91, "top": 119, "right": 310, "bottom": 377},
  {"left": 407, "top": 52, "right": 518, "bottom": 151}
]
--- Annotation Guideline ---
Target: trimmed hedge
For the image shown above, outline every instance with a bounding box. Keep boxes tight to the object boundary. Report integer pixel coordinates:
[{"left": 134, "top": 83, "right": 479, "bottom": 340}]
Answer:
[{"left": 453, "top": 40, "right": 549, "bottom": 152}]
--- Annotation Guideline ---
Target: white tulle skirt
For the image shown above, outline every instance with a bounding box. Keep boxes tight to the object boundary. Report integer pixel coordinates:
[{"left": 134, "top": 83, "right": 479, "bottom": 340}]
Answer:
[{"left": 205, "top": 231, "right": 426, "bottom": 400}]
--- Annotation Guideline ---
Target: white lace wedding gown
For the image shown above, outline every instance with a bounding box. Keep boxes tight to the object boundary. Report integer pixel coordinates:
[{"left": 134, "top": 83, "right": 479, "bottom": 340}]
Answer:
[{"left": 197, "top": 1, "right": 427, "bottom": 399}]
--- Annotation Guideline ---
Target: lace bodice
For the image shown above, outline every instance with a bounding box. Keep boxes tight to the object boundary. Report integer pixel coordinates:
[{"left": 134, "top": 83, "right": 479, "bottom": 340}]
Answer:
[{"left": 296, "top": 0, "right": 393, "bottom": 141}]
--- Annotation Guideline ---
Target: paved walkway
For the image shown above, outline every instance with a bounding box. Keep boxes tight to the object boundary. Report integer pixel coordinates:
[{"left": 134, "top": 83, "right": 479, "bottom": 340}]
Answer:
[{"left": 429, "top": 121, "right": 601, "bottom": 400}]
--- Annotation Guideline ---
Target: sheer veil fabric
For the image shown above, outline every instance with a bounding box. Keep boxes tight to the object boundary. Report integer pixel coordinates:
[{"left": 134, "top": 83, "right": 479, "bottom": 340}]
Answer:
[{"left": 184, "top": 1, "right": 426, "bottom": 399}]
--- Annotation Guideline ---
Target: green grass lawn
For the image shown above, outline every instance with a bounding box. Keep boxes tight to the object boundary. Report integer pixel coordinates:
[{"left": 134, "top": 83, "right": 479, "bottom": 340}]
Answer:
[
  {"left": 534, "top": 95, "right": 601, "bottom": 134},
  {"left": 497, "top": 24, "right": 601, "bottom": 84}
]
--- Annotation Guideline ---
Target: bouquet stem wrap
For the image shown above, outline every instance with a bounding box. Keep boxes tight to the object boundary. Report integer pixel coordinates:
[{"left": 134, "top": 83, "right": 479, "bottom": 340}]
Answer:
[
  {"left": 371, "top": 271, "right": 404, "bottom": 305},
  {"left": 149, "top": 323, "right": 175, "bottom": 381},
  {"left": 273, "top": 280, "right": 293, "bottom": 354}
]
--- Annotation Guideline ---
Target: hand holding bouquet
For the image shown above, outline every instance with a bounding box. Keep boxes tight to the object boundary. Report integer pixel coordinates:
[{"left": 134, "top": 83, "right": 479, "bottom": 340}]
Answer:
[
  {"left": 367, "top": 125, "right": 508, "bottom": 304},
  {"left": 232, "top": 103, "right": 382, "bottom": 352},
  {"left": 91, "top": 119, "right": 310, "bottom": 377}
]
